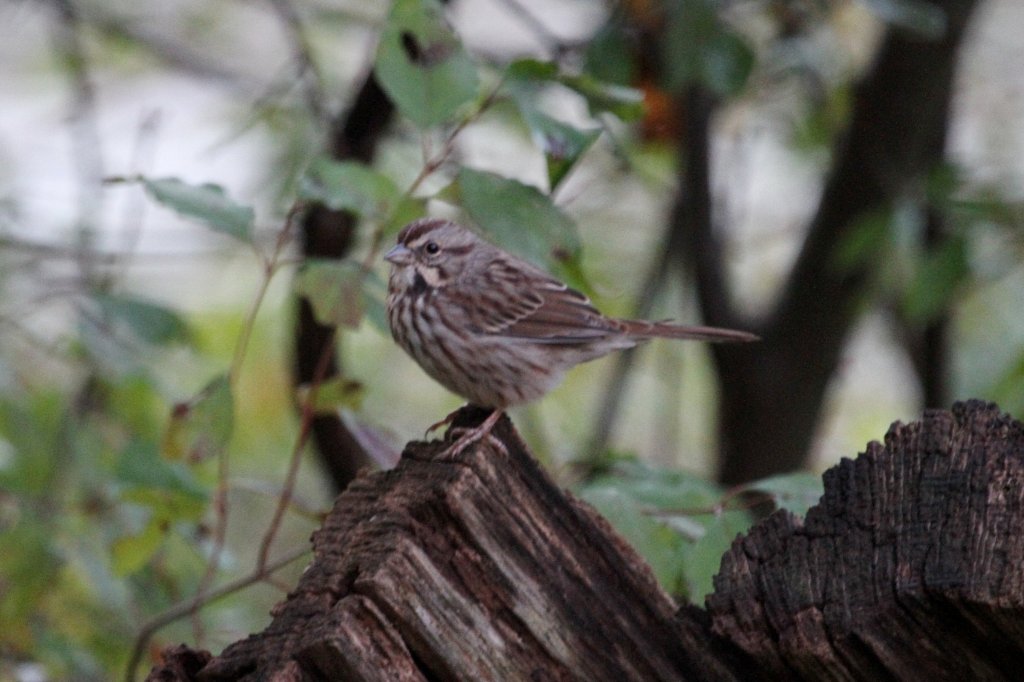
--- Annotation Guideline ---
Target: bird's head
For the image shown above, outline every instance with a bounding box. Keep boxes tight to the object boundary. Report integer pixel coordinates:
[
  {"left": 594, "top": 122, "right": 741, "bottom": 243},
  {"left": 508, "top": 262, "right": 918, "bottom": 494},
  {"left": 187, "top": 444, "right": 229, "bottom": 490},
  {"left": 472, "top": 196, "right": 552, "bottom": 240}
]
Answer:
[{"left": 385, "top": 218, "right": 483, "bottom": 293}]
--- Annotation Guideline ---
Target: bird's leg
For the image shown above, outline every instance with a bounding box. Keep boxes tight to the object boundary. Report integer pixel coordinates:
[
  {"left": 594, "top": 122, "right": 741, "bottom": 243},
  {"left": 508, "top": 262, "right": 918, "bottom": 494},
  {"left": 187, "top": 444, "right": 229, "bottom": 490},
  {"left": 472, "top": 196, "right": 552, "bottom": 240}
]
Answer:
[{"left": 442, "top": 408, "right": 506, "bottom": 458}]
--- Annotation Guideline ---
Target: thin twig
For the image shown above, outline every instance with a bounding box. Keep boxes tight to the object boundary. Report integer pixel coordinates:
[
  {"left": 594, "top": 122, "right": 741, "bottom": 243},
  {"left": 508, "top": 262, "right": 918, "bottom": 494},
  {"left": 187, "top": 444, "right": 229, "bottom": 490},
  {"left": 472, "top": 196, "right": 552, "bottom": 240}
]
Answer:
[
  {"left": 256, "top": 325, "right": 337, "bottom": 570},
  {"left": 641, "top": 482, "right": 780, "bottom": 519},
  {"left": 232, "top": 478, "right": 326, "bottom": 520},
  {"left": 672, "top": 85, "right": 740, "bottom": 330},
  {"left": 191, "top": 202, "right": 304, "bottom": 641},
  {"left": 124, "top": 545, "right": 310, "bottom": 682},
  {"left": 265, "top": 0, "right": 330, "bottom": 124},
  {"left": 50, "top": 0, "right": 105, "bottom": 284},
  {"left": 84, "top": 7, "right": 247, "bottom": 86},
  {"left": 230, "top": 202, "right": 305, "bottom": 384},
  {"left": 584, "top": 224, "right": 680, "bottom": 460},
  {"left": 493, "top": 0, "right": 575, "bottom": 59},
  {"left": 110, "top": 110, "right": 162, "bottom": 288}
]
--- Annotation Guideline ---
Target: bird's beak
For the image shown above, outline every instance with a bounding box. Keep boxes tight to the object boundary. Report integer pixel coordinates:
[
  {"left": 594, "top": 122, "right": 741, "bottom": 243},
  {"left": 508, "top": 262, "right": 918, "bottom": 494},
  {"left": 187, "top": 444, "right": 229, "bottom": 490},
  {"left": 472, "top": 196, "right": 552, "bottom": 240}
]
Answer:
[{"left": 384, "top": 243, "right": 413, "bottom": 265}]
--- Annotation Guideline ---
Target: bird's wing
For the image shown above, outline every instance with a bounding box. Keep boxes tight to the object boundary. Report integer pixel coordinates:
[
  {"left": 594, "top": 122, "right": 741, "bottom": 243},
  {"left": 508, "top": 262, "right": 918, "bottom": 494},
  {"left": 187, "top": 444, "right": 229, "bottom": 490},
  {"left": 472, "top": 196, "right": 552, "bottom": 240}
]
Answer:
[{"left": 458, "top": 259, "right": 622, "bottom": 344}]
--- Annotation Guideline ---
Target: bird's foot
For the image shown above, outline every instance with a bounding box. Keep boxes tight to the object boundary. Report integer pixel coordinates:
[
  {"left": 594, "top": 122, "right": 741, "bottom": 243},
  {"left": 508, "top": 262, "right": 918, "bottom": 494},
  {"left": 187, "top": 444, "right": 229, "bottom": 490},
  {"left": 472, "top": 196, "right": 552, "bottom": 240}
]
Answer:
[{"left": 440, "top": 409, "right": 506, "bottom": 459}]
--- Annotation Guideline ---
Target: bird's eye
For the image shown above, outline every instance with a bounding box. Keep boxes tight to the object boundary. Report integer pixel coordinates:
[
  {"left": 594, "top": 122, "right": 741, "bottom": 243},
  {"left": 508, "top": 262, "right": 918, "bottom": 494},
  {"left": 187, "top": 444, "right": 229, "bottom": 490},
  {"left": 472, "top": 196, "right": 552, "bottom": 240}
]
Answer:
[{"left": 424, "top": 241, "right": 440, "bottom": 255}]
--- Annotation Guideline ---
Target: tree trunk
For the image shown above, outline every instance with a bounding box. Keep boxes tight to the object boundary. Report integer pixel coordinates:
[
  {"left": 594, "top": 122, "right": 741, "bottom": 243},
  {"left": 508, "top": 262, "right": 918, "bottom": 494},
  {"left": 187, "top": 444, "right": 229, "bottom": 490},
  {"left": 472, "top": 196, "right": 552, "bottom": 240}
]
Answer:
[
  {"left": 293, "top": 73, "right": 394, "bottom": 492},
  {"left": 148, "top": 401, "right": 1024, "bottom": 680},
  {"left": 683, "top": 0, "right": 981, "bottom": 484}
]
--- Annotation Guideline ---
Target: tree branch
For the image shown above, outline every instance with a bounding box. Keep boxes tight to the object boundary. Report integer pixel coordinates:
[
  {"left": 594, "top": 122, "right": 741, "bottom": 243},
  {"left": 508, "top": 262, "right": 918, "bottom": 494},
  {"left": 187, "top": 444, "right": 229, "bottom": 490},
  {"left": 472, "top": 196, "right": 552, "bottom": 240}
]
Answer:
[
  {"left": 585, "top": 221, "right": 680, "bottom": 459},
  {"left": 672, "top": 85, "right": 745, "bottom": 332},
  {"left": 266, "top": 0, "right": 329, "bottom": 123}
]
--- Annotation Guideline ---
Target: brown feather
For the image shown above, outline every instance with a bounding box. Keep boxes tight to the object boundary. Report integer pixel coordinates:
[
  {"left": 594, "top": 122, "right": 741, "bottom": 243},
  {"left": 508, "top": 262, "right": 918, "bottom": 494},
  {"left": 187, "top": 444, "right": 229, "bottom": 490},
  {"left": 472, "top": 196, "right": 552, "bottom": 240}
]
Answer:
[
  {"left": 474, "top": 267, "right": 624, "bottom": 343},
  {"left": 617, "top": 320, "right": 760, "bottom": 343}
]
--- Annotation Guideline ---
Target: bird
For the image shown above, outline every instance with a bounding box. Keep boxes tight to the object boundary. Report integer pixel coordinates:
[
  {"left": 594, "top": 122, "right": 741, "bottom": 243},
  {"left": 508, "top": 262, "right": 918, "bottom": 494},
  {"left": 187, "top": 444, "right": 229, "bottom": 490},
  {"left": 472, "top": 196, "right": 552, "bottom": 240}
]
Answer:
[{"left": 384, "top": 217, "right": 757, "bottom": 456}]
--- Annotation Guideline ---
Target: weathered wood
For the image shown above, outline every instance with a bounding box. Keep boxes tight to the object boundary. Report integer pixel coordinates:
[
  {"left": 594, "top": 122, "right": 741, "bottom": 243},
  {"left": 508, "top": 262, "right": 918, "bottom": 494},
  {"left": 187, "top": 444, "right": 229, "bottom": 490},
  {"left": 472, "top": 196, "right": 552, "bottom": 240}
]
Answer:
[
  {"left": 148, "top": 401, "right": 1024, "bottom": 681},
  {"left": 708, "top": 400, "right": 1024, "bottom": 680},
  {"left": 174, "top": 407, "right": 742, "bottom": 681}
]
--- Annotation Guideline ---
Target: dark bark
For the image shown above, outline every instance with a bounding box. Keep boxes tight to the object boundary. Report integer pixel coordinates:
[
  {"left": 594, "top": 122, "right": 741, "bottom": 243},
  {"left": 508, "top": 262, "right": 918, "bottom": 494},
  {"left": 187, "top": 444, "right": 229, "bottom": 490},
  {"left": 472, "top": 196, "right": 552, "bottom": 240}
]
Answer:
[
  {"left": 918, "top": 311, "right": 950, "bottom": 407},
  {"left": 293, "top": 74, "right": 394, "bottom": 490},
  {"left": 907, "top": 207, "right": 952, "bottom": 408},
  {"left": 148, "top": 401, "right": 1024, "bottom": 681},
  {"left": 146, "top": 645, "right": 211, "bottom": 682},
  {"left": 681, "top": 0, "right": 981, "bottom": 483},
  {"left": 708, "top": 400, "right": 1024, "bottom": 679}
]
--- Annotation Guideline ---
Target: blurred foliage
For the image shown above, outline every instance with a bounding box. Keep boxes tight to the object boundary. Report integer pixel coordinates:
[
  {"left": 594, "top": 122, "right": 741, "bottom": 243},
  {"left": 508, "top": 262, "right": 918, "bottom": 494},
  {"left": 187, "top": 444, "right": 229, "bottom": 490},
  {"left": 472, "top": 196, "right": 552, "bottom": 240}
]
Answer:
[
  {"left": 0, "top": 0, "right": 1022, "bottom": 680},
  {"left": 376, "top": 0, "right": 480, "bottom": 128},
  {"left": 834, "top": 162, "right": 1024, "bottom": 329},
  {"left": 577, "top": 456, "right": 823, "bottom": 600},
  {"left": 139, "top": 178, "right": 255, "bottom": 244},
  {"left": 299, "top": 157, "right": 423, "bottom": 232}
]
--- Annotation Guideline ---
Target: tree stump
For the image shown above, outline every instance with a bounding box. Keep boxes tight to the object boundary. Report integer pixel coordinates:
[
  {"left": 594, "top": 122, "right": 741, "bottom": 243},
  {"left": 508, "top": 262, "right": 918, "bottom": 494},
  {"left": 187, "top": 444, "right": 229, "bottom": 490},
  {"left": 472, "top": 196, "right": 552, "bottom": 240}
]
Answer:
[
  {"left": 707, "top": 400, "right": 1024, "bottom": 680},
  {"left": 149, "top": 401, "right": 1024, "bottom": 681}
]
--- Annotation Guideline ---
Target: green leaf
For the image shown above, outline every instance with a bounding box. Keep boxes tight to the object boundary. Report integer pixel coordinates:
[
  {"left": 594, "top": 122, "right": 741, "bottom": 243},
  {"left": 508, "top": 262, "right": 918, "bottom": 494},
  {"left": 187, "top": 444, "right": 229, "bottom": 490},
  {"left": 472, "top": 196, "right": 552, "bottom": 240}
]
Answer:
[
  {"left": 506, "top": 58, "right": 644, "bottom": 122},
  {"left": 662, "top": 0, "right": 754, "bottom": 97},
  {"left": 926, "top": 162, "right": 963, "bottom": 204},
  {"left": 506, "top": 58, "right": 558, "bottom": 81},
  {"left": 991, "top": 349, "right": 1024, "bottom": 418},
  {"left": 516, "top": 105, "right": 600, "bottom": 191},
  {"left": 576, "top": 458, "right": 754, "bottom": 600},
  {"left": 559, "top": 74, "right": 645, "bottom": 122},
  {"left": 578, "top": 485, "right": 689, "bottom": 595},
  {"left": 293, "top": 260, "right": 367, "bottom": 329},
  {"left": 662, "top": 0, "right": 716, "bottom": 90},
  {"left": 903, "top": 235, "right": 969, "bottom": 323},
  {"left": 300, "top": 158, "right": 401, "bottom": 221},
  {"left": 162, "top": 374, "right": 233, "bottom": 463},
  {"left": 450, "top": 167, "right": 580, "bottom": 270},
  {"left": 120, "top": 486, "right": 206, "bottom": 522},
  {"left": 142, "top": 177, "right": 253, "bottom": 241},
  {"left": 375, "top": 0, "right": 479, "bottom": 128},
  {"left": 297, "top": 376, "right": 365, "bottom": 413},
  {"left": 111, "top": 518, "right": 166, "bottom": 576},
  {"left": 586, "top": 458, "right": 724, "bottom": 508},
  {"left": 299, "top": 159, "right": 424, "bottom": 234},
  {"left": 739, "top": 472, "right": 824, "bottom": 517},
  {"left": 681, "top": 509, "right": 751, "bottom": 600},
  {"left": 116, "top": 439, "right": 208, "bottom": 502},
  {"left": 584, "top": 22, "right": 636, "bottom": 86},
  {"left": 948, "top": 196, "right": 1024, "bottom": 229},
  {"left": 0, "top": 392, "right": 65, "bottom": 494},
  {"left": 385, "top": 196, "right": 429, "bottom": 236},
  {"left": 93, "top": 293, "right": 190, "bottom": 345},
  {"left": 702, "top": 30, "right": 755, "bottom": 97}
]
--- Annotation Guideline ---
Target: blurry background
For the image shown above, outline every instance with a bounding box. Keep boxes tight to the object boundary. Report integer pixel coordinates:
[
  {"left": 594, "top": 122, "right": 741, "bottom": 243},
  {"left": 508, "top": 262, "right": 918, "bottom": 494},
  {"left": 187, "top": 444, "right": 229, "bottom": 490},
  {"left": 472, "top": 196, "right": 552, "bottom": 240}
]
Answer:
[{"left": 1, "top": 0, "right": 1022, "bottom": 679}]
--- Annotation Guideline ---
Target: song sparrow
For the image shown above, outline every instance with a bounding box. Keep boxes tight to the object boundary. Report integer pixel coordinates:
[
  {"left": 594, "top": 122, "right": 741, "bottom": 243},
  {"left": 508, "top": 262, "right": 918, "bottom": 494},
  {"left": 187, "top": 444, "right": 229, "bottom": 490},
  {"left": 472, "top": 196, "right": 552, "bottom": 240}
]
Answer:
[{"left": 385, "top": 217, "right": 757, "bottom": 455}]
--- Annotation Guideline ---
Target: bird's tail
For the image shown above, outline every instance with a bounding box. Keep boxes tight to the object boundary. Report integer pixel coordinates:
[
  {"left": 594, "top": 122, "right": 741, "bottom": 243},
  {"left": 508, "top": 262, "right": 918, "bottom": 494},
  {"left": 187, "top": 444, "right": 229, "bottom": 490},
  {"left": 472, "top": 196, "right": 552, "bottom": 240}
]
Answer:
[{"left": 619, "top": 319, "right": 759, "bottom": 343}]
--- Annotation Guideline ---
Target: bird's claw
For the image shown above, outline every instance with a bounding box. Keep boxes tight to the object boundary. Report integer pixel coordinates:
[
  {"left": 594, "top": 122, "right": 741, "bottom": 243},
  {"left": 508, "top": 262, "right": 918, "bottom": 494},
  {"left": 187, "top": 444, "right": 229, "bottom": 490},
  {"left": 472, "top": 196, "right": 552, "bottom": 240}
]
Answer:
[
  {"left": 424, "top": 410, "right": 459, "bottom": 438},
  {"left": 438, "top": 409, "right": 506, "bottom": 459}
]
